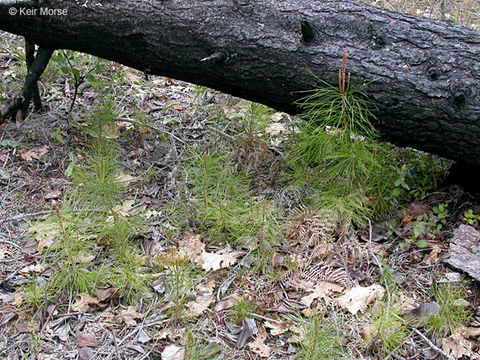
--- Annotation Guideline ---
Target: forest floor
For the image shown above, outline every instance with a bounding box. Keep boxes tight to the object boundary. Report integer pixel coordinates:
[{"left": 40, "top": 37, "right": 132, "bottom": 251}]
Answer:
[{"left": 1, "top": 2, "right": 480, "bottom": 360}]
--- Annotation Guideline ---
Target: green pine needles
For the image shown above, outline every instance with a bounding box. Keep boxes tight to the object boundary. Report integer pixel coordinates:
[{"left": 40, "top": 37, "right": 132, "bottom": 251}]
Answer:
[
  {"left": 287, "top": 52, "right": 404, "bottom": 230},
  {"left": 26, "top": 102, "right": 150, "bottom": 303}
]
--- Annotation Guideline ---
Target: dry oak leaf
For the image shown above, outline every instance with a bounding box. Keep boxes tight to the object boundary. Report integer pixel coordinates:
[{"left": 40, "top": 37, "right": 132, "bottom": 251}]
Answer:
[
  {"left": 20, "top": 145, "right": 48, "bottom": 161},
  {"left": 71, "top": 253, "right": 96, "bottom": 264},
  {"left": 337, "top": 285, "right": 385, "bottom": 315},
  {"left": 19, "top": 263, "right": 45, "bottom": 276},
  {"left": 177, "top": 231, "right": 205, "bottom": 260},
  {"left": 78, "top": 347, "right": 95, "bottom": 360},
  {"left": 214, "top": 297, "right": 237, "bottom": 312},
  {"left": 423, "top": 244, "right": 442, "bottom": 265},
  {"left": 29, "top": 220, "right": 59, "bottom": 252},
  {"left": 156, "top": 327, "right": 185, "bottom": 341},
  {"left": 76, "top": 330, "right": 101, "bottom": 347},
  {"left": 185, "top": 280, "right": 216, "bottom": 317},
  {"left": 161, "top": 344, "right": 185, "bottom": 360},
  {"left": 196, "top": 250, "right": 241, "bottom": 272},
  {"left": 264, "top": 320, "right": 294, "bottom": 336},
  {"left": 0, "top": 293, "right": 23, "bottom": 306},
  {"left": 300, "top": 281, "right": 344, "bottom": 308},
  {"left": 112, "top": 199, "right": 136, "bottom": 218},
  {"left": 0, "top": 245, "right": 13, "bottom": 260},
  {"left": 248, "top": 326, "right": 272, "bottom": 358},
  {"left": 442, "top": 327, "right": 479, "bottom": 359},
  {"left": 96, "top": 287, "right": 118, "bottom": 302},
  {"left": 464, "top": 327, "right": 480, "bottom": 339},
  {"left": 114, "top": 305, "right": 142, "bottom": 326},
  {"left": 72, "top": 293, "right": 100, "bottom": 313}
]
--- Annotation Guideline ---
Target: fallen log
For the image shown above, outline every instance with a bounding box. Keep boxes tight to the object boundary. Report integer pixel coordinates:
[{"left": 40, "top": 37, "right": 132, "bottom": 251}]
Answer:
[{"left": 0, "top": 0, "right": 479, "bottom": 163}]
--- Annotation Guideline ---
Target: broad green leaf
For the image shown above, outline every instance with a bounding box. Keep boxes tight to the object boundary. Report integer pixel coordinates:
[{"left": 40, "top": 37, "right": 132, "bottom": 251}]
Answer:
[
  {"left": 415, "top": 239, "right": 429, "bottom": 248},
  {"left": 0, "top": 169, "right": 9, "bottom": 179}
]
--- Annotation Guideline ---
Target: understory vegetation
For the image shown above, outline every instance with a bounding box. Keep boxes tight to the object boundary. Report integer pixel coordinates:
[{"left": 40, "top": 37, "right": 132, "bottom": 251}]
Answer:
[{"left": 1, "top": 2, "right": 479, "bottom": 357}]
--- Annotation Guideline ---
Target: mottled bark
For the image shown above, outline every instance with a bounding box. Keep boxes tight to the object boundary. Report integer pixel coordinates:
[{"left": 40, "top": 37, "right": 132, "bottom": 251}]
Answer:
[{"left": 0, "top": 0, "right": 479, "bottom": 163}]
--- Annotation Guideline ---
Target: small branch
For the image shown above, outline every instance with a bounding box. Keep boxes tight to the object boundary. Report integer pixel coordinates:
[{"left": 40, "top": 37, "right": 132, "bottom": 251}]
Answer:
[
  {"left": 0, "top": 238, "right": 22, "bottom": 250},
  {"left": 108, "top": 327, "right": 122, "bottom": 360},
  {"left": 0, "top": 210, "right": 53, "bottom": 225},
  {"left": 410, "top": 326, "right": 455, "bottom": 360},
  {"left": 116, "top": 117, "right": 186, "bottom": 144}
]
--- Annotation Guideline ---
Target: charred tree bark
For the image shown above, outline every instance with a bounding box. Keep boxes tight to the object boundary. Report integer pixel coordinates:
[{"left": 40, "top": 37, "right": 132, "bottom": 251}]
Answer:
[{"left": 0, "top": 0, "right": 479, "bottom": 164}]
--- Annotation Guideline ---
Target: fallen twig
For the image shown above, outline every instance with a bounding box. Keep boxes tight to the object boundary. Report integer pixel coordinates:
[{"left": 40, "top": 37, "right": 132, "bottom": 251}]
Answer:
[
  {"left": 116, "top": 117, "right": 186, "bottom": 144},
  {"left": 0, "top": 210, "right": 54, "bottom": 225}
]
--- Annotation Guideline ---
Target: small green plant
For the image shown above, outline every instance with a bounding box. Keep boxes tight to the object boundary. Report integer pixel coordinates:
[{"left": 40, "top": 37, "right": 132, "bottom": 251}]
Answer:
[
  {"left": 425, "top": 281, "right": 472, "bottom": 337},
  {"left": 22, "top": 279, "right": 48, "bottom": 312},
  {"left": 26, "top": 320, "right": 43, "bottom": 357},
  {"left": 28, "top": 102, "right": 149, "bottom": 302},
  {"left": 391, "top": 165, "right": 410, "bottom": 198},
  {"left": 404, "top": 214, "right": 441, "bottom": 249},
  {"left": 48, "top": 50, "right": 111, "bottom": 110},
  {"left": 172, "top": 150, "right": 279, "bottom": 250},
  {"left": 287, "top": 52, "right": 403, "bottom": 228},
  {"left": 0, "top": 139, "right": 19, "bottom": 149},
  {"left": 385, "top": 220, "right": 401, "bottom": 238},
  {"left": 64, "top": 152, "right": 78, "bottom": 177},
  {"left": 433, "top": 203, "right": 449, "bottom": 225},
  {"left": 230, "top": 297, "right": 257, "bottom": 324},
  {"left": 463, "top": 209, "right": 480, "bottom": 226},
  {"left": 297, "top": 313, "right": 350, "bottom": 360},
  {"left": 159, "top": 256, "right": 203, "bottom": 322},
  {"left": 184, "top": 330, "right": 222, "bottom": 360},
  {"left": 51, "top": 128, "right": 65, "bottom": 144},
  {"left": 364, "top": 304, "right": 409, "bottom": 356}
]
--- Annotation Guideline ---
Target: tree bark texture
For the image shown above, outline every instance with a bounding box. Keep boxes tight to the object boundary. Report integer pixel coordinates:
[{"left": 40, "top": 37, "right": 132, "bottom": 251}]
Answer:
[{"left": 0, "top": 0, "right": 479, "bottom": 163}]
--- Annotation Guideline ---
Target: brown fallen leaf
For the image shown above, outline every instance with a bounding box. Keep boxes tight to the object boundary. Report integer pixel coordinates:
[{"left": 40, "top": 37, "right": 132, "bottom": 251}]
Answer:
[
  {"left": 197, "top": 250, "right": 241, "bottom": 272},
  {"left": 20, "top": 145, "right": 48, "bottom": 161},
  {"left": 442, "top": 327, "right": 478, "bottom": 359},
  {"left": 19, "top": 263, "right": 45, "bottom": 276},
  {"left": 177, "top": 231, "right": 205, "bottom": 260},
  {"left": 78, "top": 347, "right": 95, "bottom": 360},
  {"left": 114, "top": 305, "right": 142, "bottom": 326},
  {"left": 161, "top": 344, "right": 185, "bottom": 360},
  {"left": 248, "top": 326, "right": 272, "bottom": 358},
  {"left": 71, "top": 253, "right": 96, "bottom": 264},
  {"left": 264, "top": 320, "right": 293, "bottom": 336},
  {"left": 214, "top": 297, "right": 237, "bottom": 312},
  {"left": 300, "top": 281, "right": 344, "bottom": 308},
  {"left": 96, "top": 287, "right": 118, "bottom": 302},
  {"left": 404, "top": 302, "right": 440, "bottom": 320},
  {"left": 185, "top": 280, "right": 215, "bottom": 317},
  {"left": 76, "top": 330, "right": 101, "bottom": 347},
  {"left": 337, "top": 285, "right": 385, "bottom": 315},
  {"left": 464, "top": 327, "right": 480, "bottom": 339},
  {"left": 72, "top": 293, "right": 100, "bottom": 313},
  {"left": 0, "top": 293, "right": 23, "bottom": 306}
]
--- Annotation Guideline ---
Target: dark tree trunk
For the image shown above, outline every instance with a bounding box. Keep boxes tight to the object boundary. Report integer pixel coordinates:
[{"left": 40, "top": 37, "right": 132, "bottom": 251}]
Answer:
[{"left": 0, "top": 0, "right": 479, "bottom": 163}]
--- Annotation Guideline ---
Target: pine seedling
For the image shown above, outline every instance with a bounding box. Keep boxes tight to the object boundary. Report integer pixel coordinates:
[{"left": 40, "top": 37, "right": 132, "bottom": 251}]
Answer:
[
  {"left": 286, "top": 51, "right": 405, "bottom": 225},
  {"left": 425, "top": 281, "right": 472, "bottom": 337},
  {"left": 297, "top": 313, "right": 350, "bottom": 360}
]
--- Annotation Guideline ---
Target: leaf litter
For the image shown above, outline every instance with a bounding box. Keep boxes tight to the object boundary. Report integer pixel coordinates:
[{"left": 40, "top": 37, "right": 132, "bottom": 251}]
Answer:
[{"left": 0, "top": 29, "right": 479, "bottom": 360}]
